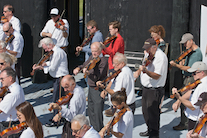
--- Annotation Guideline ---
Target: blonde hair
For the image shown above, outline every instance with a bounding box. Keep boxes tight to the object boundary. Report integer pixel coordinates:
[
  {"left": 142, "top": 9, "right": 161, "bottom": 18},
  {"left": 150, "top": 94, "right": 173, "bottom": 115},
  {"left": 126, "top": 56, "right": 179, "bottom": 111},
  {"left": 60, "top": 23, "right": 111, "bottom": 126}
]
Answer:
[{"left": 0, "top": 52, "right": 17, "bottom": 65}]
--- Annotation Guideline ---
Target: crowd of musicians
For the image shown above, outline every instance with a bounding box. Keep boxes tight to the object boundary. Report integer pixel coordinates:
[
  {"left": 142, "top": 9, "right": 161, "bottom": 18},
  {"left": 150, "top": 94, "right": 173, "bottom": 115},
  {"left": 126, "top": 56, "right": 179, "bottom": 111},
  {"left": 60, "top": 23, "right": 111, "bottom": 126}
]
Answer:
[{"left": 0, "top": 5, "right": 206, "bottom": 138}]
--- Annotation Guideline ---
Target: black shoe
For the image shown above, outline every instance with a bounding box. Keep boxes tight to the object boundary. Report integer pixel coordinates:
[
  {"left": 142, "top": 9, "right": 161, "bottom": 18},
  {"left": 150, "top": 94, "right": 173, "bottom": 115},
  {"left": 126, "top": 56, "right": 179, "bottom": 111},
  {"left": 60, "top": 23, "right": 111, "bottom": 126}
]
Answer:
[
  {"left": 173, "top": 123, "right": 187, "bottom": 130},
  {"left": 45, "top": 121, "right": 58, "bottom": 127},
  {"left": 139, "top": 130, "right": 149, "bottom": 137},
  {"left": 49, "top": 119, "right": 53, "bottom": 122}
]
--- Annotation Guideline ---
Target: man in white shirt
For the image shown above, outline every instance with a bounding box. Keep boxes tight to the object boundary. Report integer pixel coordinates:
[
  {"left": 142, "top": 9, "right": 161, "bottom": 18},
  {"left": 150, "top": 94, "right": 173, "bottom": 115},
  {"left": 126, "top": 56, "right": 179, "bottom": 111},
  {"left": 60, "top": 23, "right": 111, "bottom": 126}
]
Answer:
[
  {"left": 32, "top": 37, "right": 69, "bottom": 124},
  {"left": 0, "top": 67, "right": 25, "bottom": 137},
  {"left": 49, "top": 75, "right": 86, "bottom": 138},
  {"left": 172, "top": 61, "right": 207, "bottom": 131},
  {"left": 40, "top": 8, "right": 69, "bottom": 53},
  {"left": 71, "top": 114, "right": 100, "bottom": 138}
]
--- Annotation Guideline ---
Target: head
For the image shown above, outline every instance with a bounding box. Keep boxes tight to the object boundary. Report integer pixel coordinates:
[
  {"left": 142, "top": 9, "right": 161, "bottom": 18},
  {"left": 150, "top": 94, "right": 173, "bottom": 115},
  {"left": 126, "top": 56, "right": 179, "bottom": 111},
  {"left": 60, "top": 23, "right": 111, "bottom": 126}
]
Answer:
[
  {"left": 113, "top": 52, "right": 127, "bottom": 71},
  {"left": 179, "top": 33, "right": 194, "bottom": 50},
  {"left": 142, "top": 38, "right": 157, "bottom": 55},
  {"left": 0, "top": 40, "right": 7, "bottom": 53},
  {"left": 149, "top": 25, "right": 165, "bottom": 40},
  {"left": 194, "top": 93, "right": 207, "bottom": 114},
  {"left": 0, "top": 67, "right": 16, "bottom": 87},
  {"left": 3, "top": 22, "right": 13, "bottom": 36},
  {"left": 61, "top": 75, "right": 76, "bottom": 93},
  {"left": 0, "top": 52, "right": 17, "bottom": 71},
  {"left": 187, "top": 61, "right": 207, "bottom": 80},
  {"left": 38, "top": 37, "right": 55, "bottom": 52},
  {"left": 111, "top": 88, "right": 127, "bottom": 110},
  {"left": 50, "top": 8, "right": 60, "bottom": 22},
  {"left": 108, "top": 21, "right": 121, "bottom": 36},
  {"left": 71, "top": 114, "right": 90, "bottom": 138},
  {"left": 86, "top": 20, "right": 98, "bottom": 35},
  {"left": 3, "top": 5, "right": 14, "bottom": 18},
  {"left": 91, "top": 42, "right": 102, "bottom": 58}
]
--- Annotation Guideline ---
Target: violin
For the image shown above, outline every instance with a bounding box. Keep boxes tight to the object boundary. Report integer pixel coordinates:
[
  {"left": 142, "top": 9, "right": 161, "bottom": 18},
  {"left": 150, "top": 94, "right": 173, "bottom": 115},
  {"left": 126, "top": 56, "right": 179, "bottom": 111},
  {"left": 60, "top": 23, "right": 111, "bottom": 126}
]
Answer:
[
  {"left": 175, "top": 48, "right": 193, "bottom": 63},
  {"left": 94, "top": 69, "right": 121, "bottom": 90},
  {"left": 30, "top": 50, "right": 54, "bottom": 76},
  {"left": 0, "top": 86, "right": 9, "bottom": 98},
  {"left": 103, "top": 35, "right": 117, "bottom": 45},
  {"left": 83, "top": 57, "right": 101, "bottom": 78},
  {"left": 192, "top": 114, "right": 207, "bottom": 134},
  {"left": 54, "top": 10, "right": 66, "bottom": 29},
  {"left": 48, "top": 92, "right": 73, "bottom": 111},
  {"left": 170, "top": 79, "right": 201, "bottom": 99},
  {"left": 0, "top": 16, "right": 8, "bottom": 24},
  {"left": 0, "top": 122, "right": 27, "bottom": 138},
  {"left": 5, "top": 34, "right": 15, "bottom": 45},
  {"left": 105, "top": 108, "right": 127, "bottom": 135},
  {"left": 155, "top": 39, "right": 160, "bottom": 46},
  {"left": 75, "top": 34, "right": 94, "bottom": 56}
]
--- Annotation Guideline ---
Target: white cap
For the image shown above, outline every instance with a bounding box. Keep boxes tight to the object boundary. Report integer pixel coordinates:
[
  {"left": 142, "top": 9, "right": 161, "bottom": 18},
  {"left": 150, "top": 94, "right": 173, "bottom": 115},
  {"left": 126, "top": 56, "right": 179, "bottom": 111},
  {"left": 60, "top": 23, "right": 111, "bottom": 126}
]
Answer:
[
  {"left": 187, "top": 61, "right": 207, "bottom": 72},
  {"left": 50, "top": 8, "right": 59, "bottom": 15}
]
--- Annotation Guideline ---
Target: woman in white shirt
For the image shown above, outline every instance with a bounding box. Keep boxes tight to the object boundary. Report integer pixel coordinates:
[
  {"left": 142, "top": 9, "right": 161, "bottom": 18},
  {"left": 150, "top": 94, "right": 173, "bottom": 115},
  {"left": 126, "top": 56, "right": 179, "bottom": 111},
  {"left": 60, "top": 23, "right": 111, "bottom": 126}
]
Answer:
[{"left": 16, "top": 101, "right": 43, "bottom": 138}]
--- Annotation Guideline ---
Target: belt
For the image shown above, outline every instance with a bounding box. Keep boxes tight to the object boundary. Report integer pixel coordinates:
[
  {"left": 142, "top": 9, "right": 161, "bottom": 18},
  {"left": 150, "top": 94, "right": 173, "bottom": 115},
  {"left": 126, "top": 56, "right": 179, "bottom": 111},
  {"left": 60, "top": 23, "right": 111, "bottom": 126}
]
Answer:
[{"left": 143, "top": 86, "right": 164, "bottom": 90}]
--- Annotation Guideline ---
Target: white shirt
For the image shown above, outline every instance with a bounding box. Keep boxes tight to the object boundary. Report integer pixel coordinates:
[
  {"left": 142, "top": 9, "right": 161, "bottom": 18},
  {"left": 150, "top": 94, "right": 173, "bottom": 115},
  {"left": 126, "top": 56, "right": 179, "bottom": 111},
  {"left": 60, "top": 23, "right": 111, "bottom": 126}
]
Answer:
[
  {"left": 110, "top": 66, "right": 135, "bottom": 105},
  {"left": 40, "top": 19, "right": 69, "bottom": 47},
  {"left": 10, "top": 16, "right": 21, "bottom": 32},
  {"left": 82, "top": 126, "right": 101, "bottom": 138},
  {"left": 0, "top": 82, "right": 25, "bottom": 122},
  {"left": 44, "top": 46, "right": 69, "bottom": 78},
  {"left": 112, "top": 110, "right": 134, "bottom": 138},
  {"left": 200, "top": 122, "right": 207, "bottom": 137},
  {"left": 140, "top": 48, "right": 168, "bottom": 87},
  {"left": 6, "top": 30, "right": 24, "bottom": 58},
  {"left": 0, "top": 24, "right": 6, "bottom": 40},
  {"left": 185, "top": 76, "right": 207, "bottom": 121},
  {"left": 20, "top": 127, "right": 35, "bottom": 138},
  {"left": 60, "top": 84, "right": 86, "bottom": 122}
]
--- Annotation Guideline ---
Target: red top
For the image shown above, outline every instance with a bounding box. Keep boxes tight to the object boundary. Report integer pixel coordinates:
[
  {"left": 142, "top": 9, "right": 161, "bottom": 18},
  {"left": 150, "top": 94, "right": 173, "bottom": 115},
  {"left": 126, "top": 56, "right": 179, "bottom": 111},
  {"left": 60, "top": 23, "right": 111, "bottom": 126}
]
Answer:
[{"left": 102, "top": 33, "right": 125, "bottom": 70}]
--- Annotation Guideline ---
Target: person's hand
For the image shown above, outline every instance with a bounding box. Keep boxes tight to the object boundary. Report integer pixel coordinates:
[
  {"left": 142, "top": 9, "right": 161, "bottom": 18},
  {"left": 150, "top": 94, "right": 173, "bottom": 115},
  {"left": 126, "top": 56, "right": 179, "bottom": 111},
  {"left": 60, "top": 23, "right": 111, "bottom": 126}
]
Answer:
[
  {"left": 46, "top": 33, "right": 52, "bottom": 38},
  {"left": 100, "top": 42, "right": 106, "bottom": 49},
  {"left": 53, "top": 113, "right": 61, "bottom": 122},
  {"left": 172, "top": 100, "right": 180, "bottom": 112},
  {"left": 100, "top": 90, "right": 107, "bottom": 99},
  {"left": 73, "top": 68, "right": 80, "bottom": 75},
  {"left": 172, "top": 87, "right": 181, "bottom": 99},
  {"left": 32, "top": 64, "right": 43, "bottom": 70},
  {"left": 83, "top": 68, "right": 89, "bottom": 76},
  {"left": 139, "top": 65, "right": 146, "bottom": 72},
  {"left": 76, "top": 46, "right": 83, "bottom": 52},
  {"left": 49, "top": 103, "right": 61, "bottom": 110},
  {"left": 186, "top": 129, "right": 200, "bottom": 138},
  {"left": 96, "top": 81, "right": 105, "bottom": 89},
  {"left": 170, "top": 61, "right": 176, "bottom": 67}
]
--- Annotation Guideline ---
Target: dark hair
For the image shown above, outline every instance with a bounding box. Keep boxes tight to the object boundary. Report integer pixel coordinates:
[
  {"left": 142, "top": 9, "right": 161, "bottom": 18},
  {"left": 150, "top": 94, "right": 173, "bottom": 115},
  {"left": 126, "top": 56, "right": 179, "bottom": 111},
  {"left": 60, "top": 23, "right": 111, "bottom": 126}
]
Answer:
[
  {"left": 1, "top": 67, "right": 16, "bottom": 81},
  {"left": 108, "top": 21, "right": 121, "bottom": 32},
  {"left": 4, "top": 5, "right": 14, "bottom": 13},
  {"left": 111, "top": 88, "right": 127, "bottom": 105},
  {"left": 149, "top": 25, "right": 165, "bottom": 38},
  {"left": 16, "top": 101, "right": 43, "bottom": 138}
]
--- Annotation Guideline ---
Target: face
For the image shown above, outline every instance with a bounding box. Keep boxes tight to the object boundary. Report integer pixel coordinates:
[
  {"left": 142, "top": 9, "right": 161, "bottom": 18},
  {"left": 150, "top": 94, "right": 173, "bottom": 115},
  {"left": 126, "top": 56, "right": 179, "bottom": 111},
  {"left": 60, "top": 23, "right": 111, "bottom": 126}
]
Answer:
[
  {"left": 0, "top": 71, "right": 12, "bottom": 87},
  {"left": 42, "top": 44, "right": 53, "bottom": 52},
  {"left": 87, "top": 25, "right": 96, "bottom": 35},
  {"left": 0, "top": 46, "right": 6, "bottom": 53},
  {"left": 0, "top": 58, "right": 10, "bottom": 71},
  {"left": 71, "top": 121, "right": 85, "bottom": 138},
  {"left": 113, "top": 56, "right": 123, "bottom": 71},
  {"left": 3, "top": 25, "right": 12, "bottom": 36},
  {"left": 109, "top": 25, "right": 118, "bottom": 36},
  {"left": 192, "top": 70, "right": 203, "bottom": 80},
  {"left": 151, "top": 32, "right": 160, "bottom": 40},
  {"left": 16, "top": 111, "right": 26, "bottom": 123},
  {"left": 51, "top": 15, "right": 60, "bottom": 22},
  {"left": 91, "top": 45, "right": 101, "bottom": 58},
  {"left": 111, "top": 101, "right": 122, "bottom": 110},
  {"left": 3, "top": 6, "right": 11, "bottom": 18},
  {"left": 184, "top": 40, "right": 193, "bottom": 50},
  {"left": 61, "top": 80, "right": 75, "bottom": 93}
]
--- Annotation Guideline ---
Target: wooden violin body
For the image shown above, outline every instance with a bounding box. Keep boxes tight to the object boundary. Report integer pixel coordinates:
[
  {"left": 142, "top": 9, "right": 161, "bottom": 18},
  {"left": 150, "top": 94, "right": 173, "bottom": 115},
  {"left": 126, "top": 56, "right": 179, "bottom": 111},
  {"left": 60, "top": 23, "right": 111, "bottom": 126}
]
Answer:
[
  {"left": 174, "top": 48, "right": 193, "bottom": 63},
  {"left": 55, "top": 19, "right": 65, "bottom": 29},
  {"left": 170, "top": 79, "right": 201, "bottom": 99},
  {"left": 192, "top": 114, "right": 207, "bottom": 134},
  {"left": 0, "top": 122, "right": 27, "bottom": 138},
  {"left": 0, "top": 16, "right": 8, "bottom": 24},
  {"left": 83, "top": 57, "right": 100, "bottom": 78},
  {"left": 103, "top": 35, "right": 117, "bottom": 45},
  {"left": 48, "top": 92, "right": 73, "bottom": 111},
  {"left": 5, "top": 34, "right": 15, "bottom": 45},
  {"left": 0, "top": 86, "right": 9, "bottom": 98}
]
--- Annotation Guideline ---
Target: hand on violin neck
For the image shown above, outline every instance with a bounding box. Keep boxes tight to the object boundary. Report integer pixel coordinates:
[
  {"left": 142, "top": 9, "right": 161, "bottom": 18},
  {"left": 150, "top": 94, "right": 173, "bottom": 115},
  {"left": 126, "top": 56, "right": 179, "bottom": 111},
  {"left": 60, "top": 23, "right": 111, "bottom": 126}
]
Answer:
[
  {"left": 100, "top": 42, "right": 106, "bottom": 49},
  {"left": 139, "top": 65, "right": 146, "bottom": 72},
  {"left": 172, "top": 87, "right": 181, "bottom": 99},
  {"left": 170, "top": 60, "right": 177, "bottom": 67},
  {"left": 96, "top": 81, "right": 105, "bottom": 89},
  {"left": 49, "top": 103, "right": 61, "bottom": 110}
]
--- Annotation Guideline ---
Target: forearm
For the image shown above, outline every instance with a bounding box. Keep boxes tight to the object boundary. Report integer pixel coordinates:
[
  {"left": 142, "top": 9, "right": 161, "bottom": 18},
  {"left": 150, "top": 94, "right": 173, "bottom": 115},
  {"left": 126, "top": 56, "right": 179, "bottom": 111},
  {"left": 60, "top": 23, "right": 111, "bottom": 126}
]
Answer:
[
  {"left": 111, "top": 130, "right": 123, "bottom": 138},
  {"left": 178, "top": 97, "right": 195, "bottom": 110},
  {"left": 6, "top": 49, "right": 17, "bottom": 56},
  {"left": 145, "top": 69, "right": 160, "bottom": 80},
  {"left": 174, "top": 63, "right": 190, "bottom": 71}
]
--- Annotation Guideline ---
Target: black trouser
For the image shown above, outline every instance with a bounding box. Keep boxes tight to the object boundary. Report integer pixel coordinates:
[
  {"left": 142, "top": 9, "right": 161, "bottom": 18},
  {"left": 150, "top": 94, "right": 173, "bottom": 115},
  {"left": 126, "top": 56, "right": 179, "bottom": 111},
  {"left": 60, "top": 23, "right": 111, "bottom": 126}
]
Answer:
[
  {"left": 0, "top": 120, "right": 21, "bottom": 138},
  {"left": 62, "top": 121, "right": 75, "bottom": 138},
  {"left": 128, "top": 102, "right": 136, "bottom": 114},
  {"left": 88, "top": 87, "right": 104, "bottom": 131},
  {"left": 188, "top": 119, "right": 196, "bottom": 131},
  {"left": 142, "top": 87, "right": 164, "bottom": 138}
]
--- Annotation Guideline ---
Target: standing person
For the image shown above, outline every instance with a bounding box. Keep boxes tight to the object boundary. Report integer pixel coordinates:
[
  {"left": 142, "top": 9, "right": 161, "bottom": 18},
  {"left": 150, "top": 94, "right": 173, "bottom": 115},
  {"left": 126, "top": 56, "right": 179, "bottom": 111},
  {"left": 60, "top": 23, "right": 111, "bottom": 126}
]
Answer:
[
  {"left": 134, "top": 38, "right": 168, "bottom": 138},
  {"left": 0, "top": 67, "right": 25, "bottom": 138},
  {"left": 48, "top": 75, "right": 86, "bottom": 138},
  {"left": 99, "top": 88, "right": 134, "bottom": 138},
  {"left": 3, "top": 4, "right": 21, "bottom": 32},
  {"left": 71, "top": 114, "right": 101, "bottom": 138},
  {"left": 73, "top": 42, "right": 108, "bottom": 131},
  {"left": 96, "top": 52, "right": 136, "bottom": 116},
  {"left": 186, "top": 92, "right": 207, "bottom": 138},
  {"left": 172, "top": 61, "right": 207, "bottom": 131},
  {"left": 15, "top": 101, "right": 43, "bottom": 138},
  {"left": 40, "top": 8, "right": 69, "bottom": 53},
  {"left": 170, "top": 33, "right": 202, "bottom": 130},
  {"left": 76, "top": 20, "right": 103, "bottom": 61},
  {"left": 32, "top": 37, "right": 68, "bottom": 124},
  {"left": 101, "top": 21, "right": 124, "bottom": 73},
  {"left": 149, "top": 25, "right": 166, "bottom": 52}
]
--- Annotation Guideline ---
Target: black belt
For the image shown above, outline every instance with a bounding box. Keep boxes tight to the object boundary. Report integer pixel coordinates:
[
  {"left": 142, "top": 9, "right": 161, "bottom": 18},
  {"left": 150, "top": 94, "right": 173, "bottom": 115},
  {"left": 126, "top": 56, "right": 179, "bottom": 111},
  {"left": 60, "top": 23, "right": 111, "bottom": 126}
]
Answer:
[{"left": 143, "top": 86, "right": 164, "bottom": 90}]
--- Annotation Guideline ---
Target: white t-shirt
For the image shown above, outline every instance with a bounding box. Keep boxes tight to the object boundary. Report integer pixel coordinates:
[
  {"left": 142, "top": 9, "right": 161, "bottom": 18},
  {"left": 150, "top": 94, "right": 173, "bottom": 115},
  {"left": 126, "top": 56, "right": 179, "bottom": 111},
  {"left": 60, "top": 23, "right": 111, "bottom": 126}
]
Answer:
[
  {"left": 82, "top": 126, "right": 101, "bottom": 138},
  {"left": 185, "top": 76, "right": 207, "bottom": 121},
  {"left": 200, "top": 122, "right": 207, "bottom": 137},
  {"left": 110, "top": 66, "right": 135, "bottom": 105},
  {"left": 20, "top": 127, "right": 35, "bottom": 138},
  {"left": 0, "top": 82, "right": 25, "bottom": 121},
  {"left": 140, "top": 48, "right": 168, "bottom": 87},
  {"left": 10, "top": 16, "right": 21, "bottom": 32},
  {"left": 112, "top": 110, "right": 134, "bottom": 138},
  {"left": 40, "top": 19, "right": 69, "bottom": 47}
]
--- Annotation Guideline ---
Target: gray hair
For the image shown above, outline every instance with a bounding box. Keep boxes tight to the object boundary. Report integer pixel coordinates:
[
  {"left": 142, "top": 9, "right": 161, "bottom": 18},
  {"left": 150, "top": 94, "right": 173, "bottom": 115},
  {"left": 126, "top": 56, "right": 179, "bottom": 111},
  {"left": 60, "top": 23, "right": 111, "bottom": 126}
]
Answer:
[
  {"left": 71, "top": 114, "right": 89, "bottom": 126},
  {"left": 0, "top": 52, "right": 17, "bottom": 65},
  {"left": 38, "top": 37, "right": 54, "bottom": 48},
  {"left": 0, "top": 40, "right": 7, "bottom": 49},
  {"left": 114, "top": 52, "right": 127, "bottom": 64},
  {"left": 1, "top": 67, "right": 16, "bottom": 81}
]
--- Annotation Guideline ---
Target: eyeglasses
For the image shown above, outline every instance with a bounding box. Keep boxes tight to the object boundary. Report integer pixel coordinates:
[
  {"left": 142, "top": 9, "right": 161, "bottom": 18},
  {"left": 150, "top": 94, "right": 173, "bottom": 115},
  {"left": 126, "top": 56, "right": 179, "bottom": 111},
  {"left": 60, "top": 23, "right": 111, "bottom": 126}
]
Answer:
[
  {"left": 192, "top": 71, "right": 202, "bottom": 76},
  {"left": 16, "top": 114, "right": 21, "bottom": 119},
  {"left": 0, "top": 76, "right": 9, "bottom": 81},
  {"left": 87, "top": 26, "right": 94, "bottom": 31},
  {"left": 3, "top": 28, "right": 10, "bottom": 33},
  {"left": 71, "top": 125, "right": 84, "bottom": 134},
  {"left": 0, "top": 62, "right": 5, "bottom": 65}
]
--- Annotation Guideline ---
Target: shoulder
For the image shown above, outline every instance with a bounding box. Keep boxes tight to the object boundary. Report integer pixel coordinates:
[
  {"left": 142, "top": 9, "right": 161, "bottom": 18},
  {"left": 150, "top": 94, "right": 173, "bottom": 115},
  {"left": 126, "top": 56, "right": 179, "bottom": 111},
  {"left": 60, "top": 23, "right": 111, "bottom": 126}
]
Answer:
[
  {"left": 100, "top": 56, "right": 108, "bottom": 62},
  {"left": 20, "top": 127, "right": 35, "bottom": 138},
  {"left": 122, "top": 110, "right": 133, "bottom": 121},
  {"left": 117, "top": 33, "right": 124, "bottom": 41}
]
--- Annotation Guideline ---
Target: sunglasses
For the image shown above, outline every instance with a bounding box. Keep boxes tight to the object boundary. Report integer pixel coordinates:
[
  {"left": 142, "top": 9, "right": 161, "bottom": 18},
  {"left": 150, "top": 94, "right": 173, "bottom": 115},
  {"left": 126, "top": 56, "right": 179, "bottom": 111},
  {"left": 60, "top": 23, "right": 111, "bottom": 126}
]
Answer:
[
  {"left": 0, "top": 62, "right": 5, "bottom": 65},
  {"left": 3, "top": 29, "right": 10, "bottom": 33},
  {"left": 192, "top": 71, "right": 202, "bottom": 76}
]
